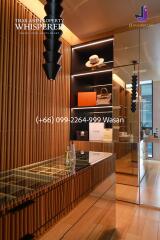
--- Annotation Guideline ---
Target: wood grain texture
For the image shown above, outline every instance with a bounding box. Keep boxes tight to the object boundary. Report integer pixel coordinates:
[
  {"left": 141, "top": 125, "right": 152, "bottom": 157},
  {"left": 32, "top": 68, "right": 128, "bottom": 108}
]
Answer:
[
  {"left": 0, "top": 0, "right": 71, "bottom": 171},
  {"left": 73, "top": 141, "right": 113, "bottom": 153},
  {"left": 140, "top": 160, "right": 160, "bottom": 208},
  {"left": 0, "top": 156, "right": 115, "bottom": 240},
  {"left": 40, "top": 176, "right": 115, "bottom": 240}
]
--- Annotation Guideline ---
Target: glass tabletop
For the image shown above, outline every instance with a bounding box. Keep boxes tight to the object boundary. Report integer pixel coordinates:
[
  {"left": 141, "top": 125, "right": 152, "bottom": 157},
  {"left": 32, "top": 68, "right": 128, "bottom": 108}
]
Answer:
[
  {"left": 0, "top": 151, "right": 112, "bottom": 207},
  {"left": 0, "top": 156, "right": 73, "bottom": 207}
]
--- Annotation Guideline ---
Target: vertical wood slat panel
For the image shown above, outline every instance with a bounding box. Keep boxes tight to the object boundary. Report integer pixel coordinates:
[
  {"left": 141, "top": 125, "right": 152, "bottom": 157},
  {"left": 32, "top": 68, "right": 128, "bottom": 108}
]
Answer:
[{"left": 0, "top": 0, "right": 71, "bottom": 171}]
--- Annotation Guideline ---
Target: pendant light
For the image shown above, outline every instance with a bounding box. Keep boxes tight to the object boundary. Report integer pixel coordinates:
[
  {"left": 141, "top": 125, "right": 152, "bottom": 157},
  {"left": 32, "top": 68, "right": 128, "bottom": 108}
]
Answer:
[
  {"left": 43, "top": 0, "right": 63, "bottom": 80},
  {"left": 131, "top": 61, "right": 138, "bottom": 113}
]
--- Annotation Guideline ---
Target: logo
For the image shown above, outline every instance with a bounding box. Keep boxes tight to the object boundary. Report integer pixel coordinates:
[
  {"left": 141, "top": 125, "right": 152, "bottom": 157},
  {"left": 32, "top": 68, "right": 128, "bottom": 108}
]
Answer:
[
  {"left": 15, "top": 18, "right": 63, "bottom": 34},
  {"left": 135, "top": 5, "right": 148, "bottom": 22}
]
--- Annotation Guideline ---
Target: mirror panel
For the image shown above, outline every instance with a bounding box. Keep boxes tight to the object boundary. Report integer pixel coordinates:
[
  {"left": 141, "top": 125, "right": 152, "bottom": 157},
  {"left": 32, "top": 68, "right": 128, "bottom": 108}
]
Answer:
[
  {"left": 140, "top": 24, "right": 160, "bottom": 208},
  {"left": 113, "top": 29, "right": 140, "bottom": 204}
]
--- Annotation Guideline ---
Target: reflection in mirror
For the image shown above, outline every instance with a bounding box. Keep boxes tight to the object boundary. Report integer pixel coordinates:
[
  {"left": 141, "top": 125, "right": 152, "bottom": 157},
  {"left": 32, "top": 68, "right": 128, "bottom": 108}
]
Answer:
[
  {"left": 113, "top": 65, "right": 139, "bottom": 143},
  {"left": 113, "top": 29, "right": 140, "bottom": 204},
  {"left": 139, "top": 24, "right": 160, "bottom": 208},
  {"left": 114, "top": 29, "right": 140, "bottom": 67}
]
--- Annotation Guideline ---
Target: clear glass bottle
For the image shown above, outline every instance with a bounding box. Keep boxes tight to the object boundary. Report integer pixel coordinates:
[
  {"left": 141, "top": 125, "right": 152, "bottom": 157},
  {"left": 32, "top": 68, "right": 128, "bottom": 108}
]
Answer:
[
  {"left": 65, "top": 146, "right": 73, "bottom": 167},
  {"left": 70, "top": 142, "right": 76, "bottom": 160},
  {"left": 70, "top": 142, "right": 76, "bottom": 173}
]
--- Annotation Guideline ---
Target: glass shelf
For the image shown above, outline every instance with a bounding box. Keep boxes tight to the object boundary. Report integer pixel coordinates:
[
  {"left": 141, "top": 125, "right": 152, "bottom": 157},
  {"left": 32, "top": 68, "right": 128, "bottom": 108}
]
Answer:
[
  {"left": 71, "top": 106, "right": 113, "bottom": 110},
  {"left": 71, "top": 67, "right": 113, "bottom": 78},
  {"left": 0, "top": 156, "right": 73, "bottom": 207}
]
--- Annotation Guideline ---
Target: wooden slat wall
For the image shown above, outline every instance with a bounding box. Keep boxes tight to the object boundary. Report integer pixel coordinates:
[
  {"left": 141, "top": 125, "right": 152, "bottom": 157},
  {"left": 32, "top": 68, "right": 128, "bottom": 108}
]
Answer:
[{"left": 0, "top": 0, "right": 71, "bottom": 171}]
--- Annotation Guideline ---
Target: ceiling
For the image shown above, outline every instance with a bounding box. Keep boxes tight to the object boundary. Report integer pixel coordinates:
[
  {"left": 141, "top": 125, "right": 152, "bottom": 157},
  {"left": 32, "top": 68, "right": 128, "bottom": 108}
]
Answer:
[
  {"left": 39, "top": 0, "right": 160, "bottom": 81},
  {"left": 140, "top": 24, "right": 160, "bottom": 81},
  {"left": 114, "top": 24, "right": 160, "bottom": 82},
  {"left": 40, "top": 0, "right": 160, "bottom": 39}
]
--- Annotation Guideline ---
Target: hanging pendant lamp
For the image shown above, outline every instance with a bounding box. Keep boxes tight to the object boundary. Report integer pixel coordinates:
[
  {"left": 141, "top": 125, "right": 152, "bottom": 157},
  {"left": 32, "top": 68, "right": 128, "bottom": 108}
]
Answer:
[
  {"left": 43, "top": 0, "right": 63, "bottom": 80},
  {"left": 131, "top": 61, "right": 138, "bottom": 113}
]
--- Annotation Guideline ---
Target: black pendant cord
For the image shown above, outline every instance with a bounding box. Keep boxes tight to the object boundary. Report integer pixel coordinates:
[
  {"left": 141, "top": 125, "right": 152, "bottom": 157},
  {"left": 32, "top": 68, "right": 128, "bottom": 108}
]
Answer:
[
  {"left": 43, "top": 0, "right": 63, "bottom": 80},
  {"left": 131, "top": 61, "right": 138, "bottom": 113}
]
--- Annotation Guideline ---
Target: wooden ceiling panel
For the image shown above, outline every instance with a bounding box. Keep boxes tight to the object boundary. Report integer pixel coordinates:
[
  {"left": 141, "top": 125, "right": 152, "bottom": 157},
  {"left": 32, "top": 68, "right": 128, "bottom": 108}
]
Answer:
[{"left": 40, "top": 0, "right": 160, "bottom": 40}]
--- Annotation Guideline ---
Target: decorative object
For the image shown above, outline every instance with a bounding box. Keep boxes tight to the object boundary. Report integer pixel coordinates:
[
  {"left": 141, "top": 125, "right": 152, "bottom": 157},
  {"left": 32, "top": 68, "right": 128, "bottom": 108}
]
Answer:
[
  {"left": 85, "top": 55, "right": 104, "bottom": 69},
  {"left": 154, "top": 128, "right": 159, "bottom": 138},
  {"left": 43, "top": 0, "right": 63, "bottom": 80},
  {"left": 119, "top": 135, "right": 131, "bottom": 142},
  {"left": 65, "top": 146, "right": 73, "bottom": 166},
  {"left": 131, "top": 61, "right": 138, "bottom": 112},
  {"left": 76, "top": 131, "right": 89, "bottom": 140},
  {"left": 103, "top": 128, "right": 113, "bottom": 141},
  {"left": 145, "top": 128, "right": 151, "bottom": 135},
  {"left": 89, "top": 123, "right": 104, "bottom": 141},
  {"left": 131, "top": 74, "right": 138, "bottom": 112},
  {"left": 78, "top": 92, "right": 97, "bottom": 106},
  {"left": 96, "top": 88, "right": 112, "bottom": 105},
  {"left": 76, "top": 151, "right": 89, "bottom": 160},
  {"left": 119, "top": 132, "right": 131, "bottom": 142}
]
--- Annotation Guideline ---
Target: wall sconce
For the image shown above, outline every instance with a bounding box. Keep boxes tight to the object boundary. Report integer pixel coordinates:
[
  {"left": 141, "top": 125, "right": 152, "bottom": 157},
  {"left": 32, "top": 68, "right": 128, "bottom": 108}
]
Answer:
[{"left": 43, "top": 0, "right": 63, "bottom": 80}]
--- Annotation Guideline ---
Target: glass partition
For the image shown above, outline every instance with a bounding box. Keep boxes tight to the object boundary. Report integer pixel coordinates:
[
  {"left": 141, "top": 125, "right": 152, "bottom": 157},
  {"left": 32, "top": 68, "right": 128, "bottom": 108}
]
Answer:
[
  {"left": 114, "top": 24, "right": 160, "bottom": 207},
  {"left": 114, "top": 29, "right": 140, "bottom": 204},
  {"left": 139, "top": 24, "right": 160, "bottom": 208}
]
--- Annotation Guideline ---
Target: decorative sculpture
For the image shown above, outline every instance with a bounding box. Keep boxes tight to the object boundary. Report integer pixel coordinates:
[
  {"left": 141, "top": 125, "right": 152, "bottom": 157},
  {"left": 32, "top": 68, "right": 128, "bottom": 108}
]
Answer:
[
  {"left": 43, "top": 0, "right": 63, "bottom": 80},
  {"left": 131, "top": 61, "right": 138, "bottom": 113}
]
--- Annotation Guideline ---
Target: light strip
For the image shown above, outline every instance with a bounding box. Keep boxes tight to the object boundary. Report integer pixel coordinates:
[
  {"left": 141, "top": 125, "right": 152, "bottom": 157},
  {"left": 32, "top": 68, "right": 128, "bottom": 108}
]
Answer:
[
  {"left": 113, "top": 74, "right": 125, "bottom": 88},
  {"left": 90, "top": 84, "right": 112, "bottom": 88},
  {"left": 104, "top": 61, "right": 114, "bottom": 64},
  {"left": 126, "top": 80, "right": 152, "bottom": 89},
  {"left": 140, "top": 80, "right": 152, "bottom": 85},
  {"left": 126, "top": 84, "right": 132, "bottom": 89},
  {"left": 72, "top": 38, "right": 114, "bottom": 50},
  {"left": 72, "top": 106, "right": 112, "bottom": 110},
  {"left": 72, "top": 69, "right": 112, "bottom": 77},
  {"left": 92, "top": 111, "right": 113, "bottom": 114}
]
